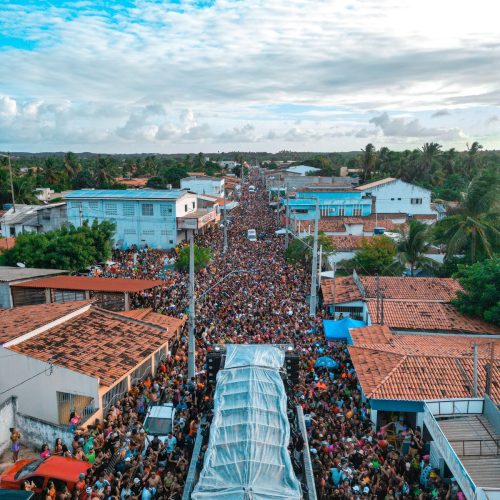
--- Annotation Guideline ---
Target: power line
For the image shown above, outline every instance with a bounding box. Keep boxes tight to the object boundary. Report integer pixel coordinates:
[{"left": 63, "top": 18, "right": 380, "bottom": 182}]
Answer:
[{"left": 0, "top": 363, "right": 53, "bottom": 396}]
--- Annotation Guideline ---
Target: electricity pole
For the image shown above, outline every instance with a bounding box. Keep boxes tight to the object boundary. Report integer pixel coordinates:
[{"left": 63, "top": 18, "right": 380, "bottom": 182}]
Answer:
[
  {"left": 284, "top": 195, "right": 290, "bottom": 250},
  {"left": 0, "top": 153, "right": 15, "bottom": 212},
  {"left": 309, "top": 198, "right": 319, "bottom": 317},
  {"left": 188, "top": 232, "right": 196, "bottom": 380},
  {"left": 223, "top": 188, "right": 228, "bottom": 254}
]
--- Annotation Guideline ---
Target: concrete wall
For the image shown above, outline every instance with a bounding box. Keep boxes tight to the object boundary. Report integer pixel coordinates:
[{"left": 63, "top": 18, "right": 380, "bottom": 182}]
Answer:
[
  {"left": 181, "top": 178, "right": 224, "bottom": 197},
  {"left": 0, "top": 347, "right": 99, "bottom": 425},
  {"left": 0, "top": 282, "right": 13, "bottom": 308},
  {"left": 483, "top": 395, "right": 500, "bottom": 435},
  {"left": 0, "top": 396, "right": 16, "bottom": 455},
  {"left": 360, "top": 180, "right": 434, "bottom": 215}
]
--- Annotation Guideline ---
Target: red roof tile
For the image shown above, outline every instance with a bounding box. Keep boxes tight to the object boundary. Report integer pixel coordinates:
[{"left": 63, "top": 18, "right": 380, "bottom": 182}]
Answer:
[
  {"left": 116, "top": 177, "right": 149, "bottom": 187},
  {"left": 12, "top": 276, "right": 164, "bottom": 293},
  {"left": 360, "top": 276, "right": 462, "bottom": 301},
  {"left": 318, "top": 216, "right": 405, "bottom": 234},
  {"left": 0, "top": 237, "right": 15, "bottom": 252},
  {"left": 0, "top": 301, "right": 92, "bottom": 345},
  {"left": 366, "top": 300, "right": 500, "bottom": 335},
  {"left": 118, "top": 308, "right": 186, "bottom": 332},
  {"left": 329, "top": 235, "right": 373, "bottom": 250},
  {"left": 321, "top": 276, "right": 363, "bottom": 304},
  {"left": 8, "top": 306, "right": 174, "bottom": 386}
]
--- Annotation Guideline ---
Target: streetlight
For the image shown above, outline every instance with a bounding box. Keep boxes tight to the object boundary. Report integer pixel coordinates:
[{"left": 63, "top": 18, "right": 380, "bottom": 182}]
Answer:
[
  {"left": 187, "top": 232, "right": 250, "bottom": 379},
  {"left": 0, "top": 153, "right": 15, "bottom": 212}
]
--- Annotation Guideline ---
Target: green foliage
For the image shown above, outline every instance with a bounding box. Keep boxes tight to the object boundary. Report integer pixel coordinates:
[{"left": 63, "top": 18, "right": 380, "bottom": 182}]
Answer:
[
  {"left": 284, "top": 232, "right": 335, "bottom": 266},
  {"left": 452, "top": 257, "right": 500, "bottom": 326},
  {"left": 175, "top": 244, "right": 212, "bottom": 272},
  {"left": 350, "top": 236, "right": 398, "bottom": 275},
  {"left": 397, "top": 220, "right": 436, "bottom": 276},
  {"left": 0, "top": 220, "right": 115, "bottom": 271}
]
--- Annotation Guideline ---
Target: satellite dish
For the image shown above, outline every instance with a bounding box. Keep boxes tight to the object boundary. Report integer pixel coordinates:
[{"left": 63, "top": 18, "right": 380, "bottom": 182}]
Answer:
[{"left": 16, "top": 262, "right": 26, "bottom": 268}]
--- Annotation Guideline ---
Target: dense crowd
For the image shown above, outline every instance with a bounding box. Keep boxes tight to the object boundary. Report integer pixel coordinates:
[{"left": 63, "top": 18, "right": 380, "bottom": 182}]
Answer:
[{"left": 14, "top": 170, "right": 463, "bottom": 499}]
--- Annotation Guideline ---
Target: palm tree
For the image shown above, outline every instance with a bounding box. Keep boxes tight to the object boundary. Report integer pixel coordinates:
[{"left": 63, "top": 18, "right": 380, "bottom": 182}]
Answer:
[
  {"left": 397, "top": 220, "right": 435, "bottom": 276},
  {"left": 437, "top": 168, "right": 500, "bottom": 263},
  {"left": 464, "top": 141, "right": 483, "bottom": 179},
  {"left": 361, "top": 143, "right": 377, "bottom": 182},
  {"left": 417, "top": 142, "right": 442, "bottom": 183},
  {"left": 63, "top": 152, "right": 81, "bottom": 178}
]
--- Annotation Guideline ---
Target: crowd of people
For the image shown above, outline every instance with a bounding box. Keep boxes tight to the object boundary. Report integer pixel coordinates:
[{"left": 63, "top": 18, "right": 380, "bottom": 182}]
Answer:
[{"left": 13, "top": 169, "right": 463, "bottom": 499}]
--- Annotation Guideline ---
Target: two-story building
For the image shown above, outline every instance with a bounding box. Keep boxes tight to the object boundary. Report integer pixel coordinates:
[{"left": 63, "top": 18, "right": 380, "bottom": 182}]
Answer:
[
  {"left": 65, "top": 189, "right": 200, "bottom": 249},
  {"left": 0, "top": 203, "right": 67, "bottom": 237},
  {"left": 180, "top": 176, "right": 224, "bottom": 197},
  {"left": 356, "top": 178, "right": 437, "bottom": 219}
]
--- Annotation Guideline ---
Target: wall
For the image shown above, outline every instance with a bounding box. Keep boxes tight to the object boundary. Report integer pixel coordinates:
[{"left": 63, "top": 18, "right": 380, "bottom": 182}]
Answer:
[
  {"left": 181, "top": 178, "right": 223, "bottom": 197},
  {"left": 37, "top": 204, "right": 67, "bottom": 233},
  {"left": 0, "top": 347, "right": 99, "bottom": 425},
  {"left": 360, "top": 180, "right": 435, "bottom": 215},
  {"left": 0, "top": 282, "right": 13, "bottom": 308},
  {"left": 483, "top": 395, "right": 500, "bottom": 434},
  {"left": 0, "top": 396, "right": 16, "bottom": 455}
]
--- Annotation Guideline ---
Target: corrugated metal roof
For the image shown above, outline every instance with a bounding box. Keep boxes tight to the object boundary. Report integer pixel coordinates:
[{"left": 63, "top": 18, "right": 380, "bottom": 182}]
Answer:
[
  {"left": 0, "top": 266, "right": 68, "bottom": 283},
  {"left": 12, "top": 275, "right": 164, "bottom": 292},
  {"left": 64, "top": 189, "right": 189, "bottom": 200}
]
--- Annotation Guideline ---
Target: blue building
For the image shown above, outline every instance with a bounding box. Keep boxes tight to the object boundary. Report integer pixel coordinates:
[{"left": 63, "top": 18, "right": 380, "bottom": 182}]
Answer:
[
  {"left": 283, "top": 189, "right": 372, "bottom": 221},
  {"left": 65, "top": 189, "right": 202, "bottom": 249}
]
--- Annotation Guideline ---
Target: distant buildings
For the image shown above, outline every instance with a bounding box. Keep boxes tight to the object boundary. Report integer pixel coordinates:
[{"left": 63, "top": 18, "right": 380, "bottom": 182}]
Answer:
[
  {"left": 180, "top": 176, "right": 225, "bottom": 197},
  {"left": 65, "top": 189, "right": 213, "bottom": 249},
  {"left": 284, "top": 165, "right": 320, "bottom": 176},
  {"left": 0, "top": 203, "right": 67, "bottom": 237}
]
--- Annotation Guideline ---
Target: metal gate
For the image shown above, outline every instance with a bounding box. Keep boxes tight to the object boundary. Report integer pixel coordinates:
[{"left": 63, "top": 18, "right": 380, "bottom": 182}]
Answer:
[{"left": 57, "top": 391, "right": 96, "bottom": 425}]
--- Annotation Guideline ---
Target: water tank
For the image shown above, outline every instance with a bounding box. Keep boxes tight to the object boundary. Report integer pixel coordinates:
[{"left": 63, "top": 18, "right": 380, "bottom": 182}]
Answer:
[{"left": 374, "top": 227, "right": 385, "bottom": 235}]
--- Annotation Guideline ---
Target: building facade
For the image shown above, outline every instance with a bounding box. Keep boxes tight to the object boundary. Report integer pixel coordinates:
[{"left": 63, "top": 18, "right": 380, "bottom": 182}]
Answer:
[
  {"left": 180, "top": 176, "right": 224, "bottom": 197},
  {"left": 65, "top": 189, "right": 198, "bottom": 249},
  {"left": 0, "top": 203, "right": 67, "bottom": 237},
  {"left": 356, "top": 178, "right": 437, "bottom": 217}
]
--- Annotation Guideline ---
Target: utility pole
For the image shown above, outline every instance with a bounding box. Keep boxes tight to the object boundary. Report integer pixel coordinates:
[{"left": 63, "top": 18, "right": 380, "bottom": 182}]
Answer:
[
  {"left": 318, "top": 244, "right": 323, "bottom": 286},
  {"left": 223, "top": 188, "right": 228, "bottom": 254},
  {"left": 472, "top": 343, "right": 478, "bottom": 397},
  {"left": 79, "top": 206, "right": 83, "bottom": 227},
  {"left": 188, "top": 232, "right": 196, "bottom": 380},
  {"left": 332, "top": 262, "right": 337, "bottom": 319},
  {"left": 309, "top": 198, "right": 319, "bottom": 317},
  {"left": 285, "top": 195, "right": 290, "bottom": 250},
  {"left": 0, "top": 153, "right": 16, "bottom": 212}
]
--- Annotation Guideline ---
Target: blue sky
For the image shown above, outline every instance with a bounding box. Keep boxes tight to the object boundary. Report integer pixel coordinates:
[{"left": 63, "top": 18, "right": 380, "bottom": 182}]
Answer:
[{"left": 0, "top": 0, "right": 499, "bottom": 153}]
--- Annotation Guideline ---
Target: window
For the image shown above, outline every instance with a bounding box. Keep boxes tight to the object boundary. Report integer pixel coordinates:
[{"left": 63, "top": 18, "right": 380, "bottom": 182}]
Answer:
[
  {"left": 160, "top": 204, "right": 172, "bottom": 216},
  {"left": 29, "top": 476, "right": 45, "bottom": 489},
  {"left": 88, "top": 201, "right": 98, "bottom": 210},
  {"left": 142, "top": 203, "right": 154, "bottom": 216},
  {"left": 49, "top": 479, "right": 67, "bottom": 492},
  {"left": 184, "top": 204, "right": 188, "bottom": 212},
  {"left": 169, "top": 239, "right": 174, "bottom": 245},
  {"left": 192, "top": 202, "right": 195, "bottom": 209},
  {"left": 124, "top": 228, "right": 136, "bottom": 235},
  {"left": 142, "top": 229, "right": 155, "bottom": 236},
  {"left": 104, "top": 202, "right": 117, "bottom": 216},
  {"left": 338, "top": 208, "right": 345, "bottom": 216},
  {"left": 123, "top": 203, "right": 135, "bottom": 216},
  {"left": 42, "top": 215, "right": 51, "bottom": 221},
  {"left": 71, "top": 201, "right": 82, "bottom": 209},
  {"left": 391, "top": 198, "right": 395, "bottom": 201},
  {"left": 411, "top": 198, "right": 423, "bottom": 205},
  {"left": 161, "top": 229, "right": 169, "bottom": 236},
  {"left": 398, "top": 198, "right": 401, "bottom": 201},
  {"left": 353, "top": 207, "right": 362, "bottom": 217}
]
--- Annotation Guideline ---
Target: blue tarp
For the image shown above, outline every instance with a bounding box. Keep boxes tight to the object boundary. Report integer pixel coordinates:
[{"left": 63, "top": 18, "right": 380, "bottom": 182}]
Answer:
[
  {"left": 315, "top": 356, "right": 339, "bottom": 369},
  {"left": 323, "top": 318, "right": 366, "bottom": 343}
]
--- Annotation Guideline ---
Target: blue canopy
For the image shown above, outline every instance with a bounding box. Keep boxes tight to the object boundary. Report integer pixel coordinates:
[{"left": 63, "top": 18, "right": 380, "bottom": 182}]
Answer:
[
  {"left": 315, "top": 356, "right": 338, "bottom": 369},
  {"left": 323, "top": 318, "right": 366, "bottom": 343}
]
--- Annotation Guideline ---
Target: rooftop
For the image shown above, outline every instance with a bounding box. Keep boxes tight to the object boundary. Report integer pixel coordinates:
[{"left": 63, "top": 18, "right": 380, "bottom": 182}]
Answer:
[
  {"left": 321, "top": 276, "right": 363, "bottom": 304},
  {"left": 0, "top": 203, "right": 65, "bottom": 226},
  {"left": 116, "top": 177, "right": 149, "bottom": 187},
  {"left": 360, "top": 276, "right": 462, "bottom": 301},
  {"left": 12, "top": 275, "right": 164, "bottom": 293},
  {"left": 118, "top": 308, "right": 186, "bottom": 332},
  {"left": 355, "top": 178, "right": 398, "bottom": 191},
  {"left": 8, "top": 305, "right": 177, "bottom": 386},
  {"left": 64, "top": 189, "right": 188, "bottom": 200},
  {"left": 318, "top": 216, "right": 405, "bottom": 234},
  {"left": 329, "top": 235, "right": 373, "bottom": 251},
  {"left": 366, "top": 300, "right": 500, "bottom": 335},
  {"left": 0, "top": 301, "right": 90, "bottom": 345},
  {"left": 0, "top": 266, "right": 68, "bottom": 283}
]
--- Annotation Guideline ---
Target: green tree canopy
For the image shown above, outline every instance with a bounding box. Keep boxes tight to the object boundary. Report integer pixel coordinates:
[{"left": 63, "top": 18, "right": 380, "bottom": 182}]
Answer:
[
  {"left": 351, "top": 236, "right": 398, "bottom": 275},
  {"left": 0, "top": 220, "right": 115, "bottom": 271},
  {"left": 175, "top": 244, "right": 212, "bottom": 272},
  {"left": 397, "top": 220, "right": 436, "bottom": 276},
  {"left": 284, "top": 232, "right": 335, "bottom": 267},
  {"left": 452, "top": 257, "right": 500, "bottom": 326}
]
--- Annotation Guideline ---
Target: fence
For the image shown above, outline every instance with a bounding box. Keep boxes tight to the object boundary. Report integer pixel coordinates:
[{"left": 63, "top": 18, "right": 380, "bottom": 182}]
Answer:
[
  {"left": 448, "top": 439, "right": 499, "bottom": 457},
  {"left": 101, "top": 377, "right": 129, "bottom": 415},
  {"left": 130, "top": 357, "right": 152, "bottom": 385},
  {"left": 426, "top": 398, "right": 484, "bottom": 417},
  {"left": 56, "top": 391, "right": 96, "bottom": 425}
]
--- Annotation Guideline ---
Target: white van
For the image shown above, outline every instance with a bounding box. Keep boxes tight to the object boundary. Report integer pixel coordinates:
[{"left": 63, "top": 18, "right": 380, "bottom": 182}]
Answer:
[
  {"left": 248, "top": 185, "right": 256, "bottom": 193},
  {"left": 247, "top": 229, "right": 257, "bottom": 241}
]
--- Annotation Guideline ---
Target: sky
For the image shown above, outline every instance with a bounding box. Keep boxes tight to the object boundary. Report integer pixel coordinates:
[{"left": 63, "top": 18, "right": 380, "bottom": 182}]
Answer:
[{"left": 0, "top": 0, "right": 499, "bottom": 153}]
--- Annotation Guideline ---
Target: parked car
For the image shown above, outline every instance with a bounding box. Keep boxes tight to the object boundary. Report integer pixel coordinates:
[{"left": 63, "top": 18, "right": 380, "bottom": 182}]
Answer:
[
  {"left": 0, "top": 456, "right": 89, "bottom": 494},
  {"left": 247, "top": 229, "right": 257, "bottom": 242},
  {"left": 142, "top": 403, "right": 176, "bottom": 449},
  {"left": 248, "top": 185, "right": 256, "bottom": 193}
]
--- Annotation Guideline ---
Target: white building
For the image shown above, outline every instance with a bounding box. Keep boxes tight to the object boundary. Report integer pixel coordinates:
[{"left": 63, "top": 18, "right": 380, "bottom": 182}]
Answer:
[
  {"left": 284, "top": 165, "right": 320, "bottom": 176},
  {"left": 356, "top": 178, "right": 437, "bottom": 218},
  {"left": 0, "top": 203, "right": 67, "bottom": 237},
  {"left": 0, "top": 301, "right": 184, "bottom": 425},
  {"left": 180, "top": 176, "right": 225, "bottom": 197}
]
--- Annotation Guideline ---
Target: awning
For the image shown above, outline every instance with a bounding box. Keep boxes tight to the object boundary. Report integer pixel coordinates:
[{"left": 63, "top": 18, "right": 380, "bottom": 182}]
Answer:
[{"left": 323, "top": 318, "right": 366, "bottom": 343}]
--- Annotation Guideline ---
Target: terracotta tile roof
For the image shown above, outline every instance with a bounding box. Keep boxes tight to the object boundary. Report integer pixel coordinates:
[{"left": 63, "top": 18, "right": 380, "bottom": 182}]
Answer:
[
  {"left": 360, "top": 276, "right": 462, "bottom": 301},
  {"left": 0, "top": 237, "right": 15, "bottom": 252},
  {"left": 412, "top": 214, "right": 438, "bottom": 221},
  {"left": 329, "top": 235, "right": 373, "bottom": 250},
  {"left": 349, "top": 325, "right": 393, "bottom": 344},
  {"left": 366, "top": 300, "right": 500, "bottom": 335},
  {"left": 118, "top": 308, "right": 186, "bottom": 332},
  {"left": 318, "top": 219, "right": 347, "bottom": 232},
  {"left": 8, "top": 306, "right": 173, "bottom": 386},
  {"left": 349, "top": 345, "right": 500, "bottom": 403},
  {"left": 318, "top": 217, "right": 404, "bottom": 234},
  {"left": 0, "top": 301, "right": 92, "bottom": 345},
  {"left": 356, "top": 178, "right": 398, "bottom": 191},
  {"left": 12, "top": 276, "right": 164, "bottom": 293},
  {"left": 321, "top": 276, "right": 363, "bottom": 304}
]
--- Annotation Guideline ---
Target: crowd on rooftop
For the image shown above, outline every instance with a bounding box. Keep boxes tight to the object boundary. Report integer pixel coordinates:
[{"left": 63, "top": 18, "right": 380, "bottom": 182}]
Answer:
[{"left": 13, "top": 170, "right": 465, "bottom": 499}]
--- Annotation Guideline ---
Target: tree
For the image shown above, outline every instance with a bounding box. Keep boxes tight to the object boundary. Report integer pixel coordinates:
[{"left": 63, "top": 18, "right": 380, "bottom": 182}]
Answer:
[
  {"left": 160, "top": 164, "right": 189, "bottom": 188},
  {"left": 417, "top": 142, "right": 442, "bottom": 183},
  {"left": 284, "top": 232, "right": 335, "bottom": 267},
  {"left": 0, "top": 220, "right": 115, "bottom": 271},
  {"left": 351, "top": 236, "right": 398, "bottom": 274},
  {"left": 397, "top": 220, "right": 436, "bottom": 276},
  {"left": 63, "top": 152, "right": 81, "bottom": 178},
  {"left": 464, "top": 141, "right": 483, "bottom": 179},
  {"left": 360, "top": 144, "right": 377, "bottom": 182},
  {"left": 175, "top": 244, "right": 212, "bottom": 272},
  {"left": 434, "top": 167, "right": 500, "bottom": 263},
  {"left": 452, "top": 257, "right": 500, "bottom": 326}
]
